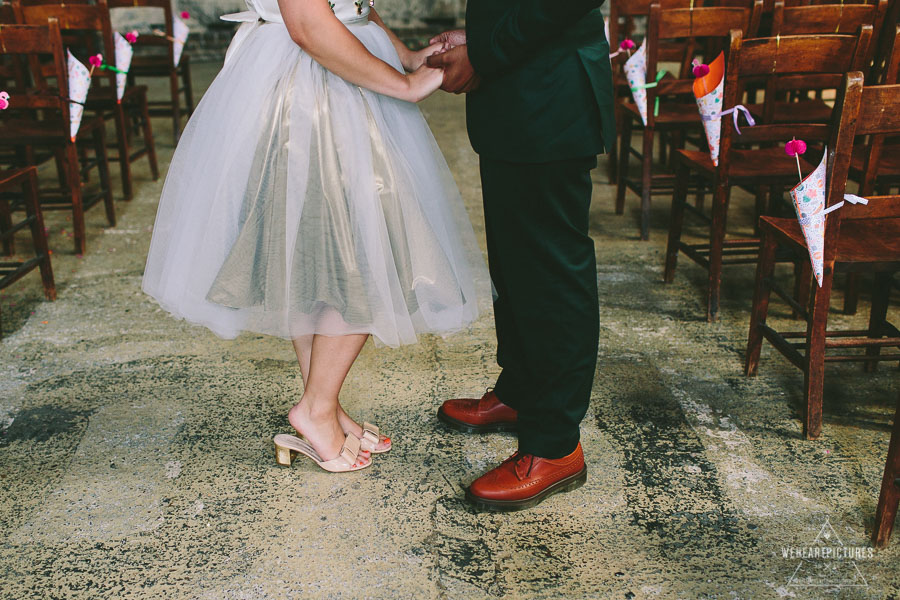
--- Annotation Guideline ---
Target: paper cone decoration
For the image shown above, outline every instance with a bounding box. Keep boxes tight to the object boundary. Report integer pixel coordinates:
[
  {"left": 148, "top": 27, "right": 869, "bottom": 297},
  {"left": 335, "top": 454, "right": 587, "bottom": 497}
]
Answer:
[
  {"left": 67, "top": 50, "right": 91, "bottom": 142},
  {"left": 113, "top": 32, "right": 134, "bottom": 102},
  {"left": 789, "top": 148, "right": 828, "bottom": 286},
  {"left": 693, "top": 52, "right": 725, "bottom": 166},
  {"left": 624, "top": 40, "right": 649, "bottom": 125},
  {"left": 173, "top": 17, "right": 189, "bottom": 67}
]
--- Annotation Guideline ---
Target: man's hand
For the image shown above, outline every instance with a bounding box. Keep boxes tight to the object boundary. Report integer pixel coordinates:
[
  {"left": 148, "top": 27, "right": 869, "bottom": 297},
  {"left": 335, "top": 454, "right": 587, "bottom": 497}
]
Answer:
[
  {"left": 426, "top": 45, "right": 481, "bottom": 94},
  {"left": 429, "top": 29, "right": 467, "bottom": 51}
]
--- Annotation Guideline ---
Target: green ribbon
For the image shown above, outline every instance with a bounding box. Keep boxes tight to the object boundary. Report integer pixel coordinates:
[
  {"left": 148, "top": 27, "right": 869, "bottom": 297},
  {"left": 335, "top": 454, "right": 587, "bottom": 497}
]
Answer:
[
  {"left": 631, "top": 70, "right": 666, "bottom": 118},
  {"left": 100, "top": 64, "right": 128, "bottom": 75}
]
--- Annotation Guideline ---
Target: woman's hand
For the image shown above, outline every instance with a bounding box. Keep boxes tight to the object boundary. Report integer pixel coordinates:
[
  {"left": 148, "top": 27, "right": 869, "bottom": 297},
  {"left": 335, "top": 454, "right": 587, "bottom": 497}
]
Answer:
[
  {"left": 403, "top": 63, "right": 444, "bottom": 102},
  {"left": 402, "top": 42, "right": 444, "bottom": 72}
]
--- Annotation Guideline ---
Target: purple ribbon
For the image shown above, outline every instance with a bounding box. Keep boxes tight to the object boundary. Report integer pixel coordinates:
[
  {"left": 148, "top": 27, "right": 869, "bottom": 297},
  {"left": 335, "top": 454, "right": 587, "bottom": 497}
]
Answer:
[{"left": 701, "top": 104, "right": 756, "bottom": 135}]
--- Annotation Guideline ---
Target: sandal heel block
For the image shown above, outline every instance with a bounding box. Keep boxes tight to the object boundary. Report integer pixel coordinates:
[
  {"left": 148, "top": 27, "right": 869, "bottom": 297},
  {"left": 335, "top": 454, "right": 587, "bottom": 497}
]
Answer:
[{"left": 274, "top": 444, "right": 295, "bottom": 466}]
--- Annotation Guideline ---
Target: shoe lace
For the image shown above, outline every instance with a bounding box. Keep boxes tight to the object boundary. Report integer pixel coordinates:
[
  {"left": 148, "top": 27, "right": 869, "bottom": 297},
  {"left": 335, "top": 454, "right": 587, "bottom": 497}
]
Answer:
[{"left": 511, "top": 452, "right": 534, "bottom": 480}]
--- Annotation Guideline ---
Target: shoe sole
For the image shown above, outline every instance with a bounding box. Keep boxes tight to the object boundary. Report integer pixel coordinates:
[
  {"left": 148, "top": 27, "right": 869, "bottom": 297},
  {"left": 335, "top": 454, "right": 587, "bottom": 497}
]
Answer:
[
  {"left": 437, "top": 407, "right": 518, "bottom": 434},
  {"left": 465, "top": 466, "right": 587, "bottom": 512}
]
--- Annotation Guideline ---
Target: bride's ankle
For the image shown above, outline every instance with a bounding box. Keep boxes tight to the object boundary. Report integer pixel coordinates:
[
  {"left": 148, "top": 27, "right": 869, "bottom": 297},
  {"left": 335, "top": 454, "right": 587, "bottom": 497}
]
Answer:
[{"left": 289, "top": 397, "right": 337, "bottom": 428}]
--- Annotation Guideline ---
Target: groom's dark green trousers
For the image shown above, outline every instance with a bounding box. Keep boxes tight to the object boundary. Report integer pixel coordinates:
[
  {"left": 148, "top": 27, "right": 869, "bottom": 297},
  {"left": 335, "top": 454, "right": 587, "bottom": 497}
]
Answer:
[{"left": 465, "top": 0, "right": 615, "bottom": 458}]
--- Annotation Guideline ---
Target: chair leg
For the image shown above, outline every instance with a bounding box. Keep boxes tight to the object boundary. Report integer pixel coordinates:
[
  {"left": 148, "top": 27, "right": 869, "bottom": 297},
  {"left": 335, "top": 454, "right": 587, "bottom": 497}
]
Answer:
[
  {"left": 793, "top": 260, "right": 812, "bottom": 320},
  {"left": 745, "top": 231, "right": 778, "bottom": 377},
  {"left": 872, "top": 393, "right": 900, "bottom": 548},
  {"left": 865, "top": 272, "right": 892, "bottom": 373},
  {"left": 663, "top": 159, "right": 689, "bottom": 284},
  {"left": 182, "top": 58, "right": 195, "bottom": 116},
  {"left": 803, "top": 264, "right": 835, "bottom": 440},
  {"left": 93, "top": 124, "right": 116, "bottom": 228},
  {"left": 114, "top": 104, "right": 133, "bottom": 201},
  {"left": 615, "top": 114, "right": 633, "bottom": 216},
  {"left": 139, "top": 91, "right": 160, "bottom": 181},
  {"left": 640, "top": 127, "right": 654, "bottom": 241},
  {"left": 170, "top": 70, "right": 182, "bottom": 145},
  {"left": 23, "top": 168, "right": 55, "bottom": 301},
  {"left": 65, "top": 143, "right": 87, "bottom": 255},
  {"left": 706, "top": 182, "right": 729, "bottom": 322},
  {"left": 844, "top": 272, "right": 861, "bottom": 315},
  {"left": 0, "top": 192, "right": 13, "bottom": 256}
]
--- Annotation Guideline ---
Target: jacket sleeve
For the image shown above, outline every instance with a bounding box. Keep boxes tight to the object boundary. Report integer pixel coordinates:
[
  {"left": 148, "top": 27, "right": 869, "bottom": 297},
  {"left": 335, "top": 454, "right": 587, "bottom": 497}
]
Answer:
[{"left": 466, "top": 0, "right": 604, "bottom": 78}]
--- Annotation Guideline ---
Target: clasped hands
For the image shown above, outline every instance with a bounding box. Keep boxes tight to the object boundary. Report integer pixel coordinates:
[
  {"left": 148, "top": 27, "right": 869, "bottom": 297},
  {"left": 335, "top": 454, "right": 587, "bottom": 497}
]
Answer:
[{"left": 423, "top": 29, "right": 481, "bottom": 94}]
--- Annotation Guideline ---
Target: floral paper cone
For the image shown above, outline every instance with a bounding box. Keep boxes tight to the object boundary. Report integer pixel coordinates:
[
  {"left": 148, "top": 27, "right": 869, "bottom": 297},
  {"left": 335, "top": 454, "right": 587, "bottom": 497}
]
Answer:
[
  {"left": 789, "top": 148, "right": 828, "bottom": 286},
  {"left": 67, "top": 50, "right": 91, "bottom": 142},
  {"left": 114, "top": 32, "right": 134, "bottom": 102},
  {"left": 173, "top": 17, "right": 189, "bottom": 67},
  {"left": 624, "top": 40, "right": 648, "bottom": 125},
  {"left": 693, "top": 52, "right": 725, "bottom": 166}
]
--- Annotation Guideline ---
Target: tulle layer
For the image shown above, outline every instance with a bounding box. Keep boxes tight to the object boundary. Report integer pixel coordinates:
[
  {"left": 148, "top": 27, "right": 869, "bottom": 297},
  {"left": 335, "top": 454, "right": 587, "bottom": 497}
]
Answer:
[{"left": 142, "top": 21, "right": 488, "bottom": 347}]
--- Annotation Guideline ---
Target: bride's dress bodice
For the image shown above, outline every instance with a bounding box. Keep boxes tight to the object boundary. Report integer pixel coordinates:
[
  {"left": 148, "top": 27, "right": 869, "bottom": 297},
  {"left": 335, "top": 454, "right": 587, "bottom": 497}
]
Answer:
[{"left": 236, "top": 0, "right": 371, "bottom": 25}]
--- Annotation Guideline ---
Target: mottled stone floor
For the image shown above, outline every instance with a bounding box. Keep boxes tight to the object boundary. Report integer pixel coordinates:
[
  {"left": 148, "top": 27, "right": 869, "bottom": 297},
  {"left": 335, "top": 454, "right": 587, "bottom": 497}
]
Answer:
[{"left": 1, "top": 61, "right": 898, "bottom": 600}]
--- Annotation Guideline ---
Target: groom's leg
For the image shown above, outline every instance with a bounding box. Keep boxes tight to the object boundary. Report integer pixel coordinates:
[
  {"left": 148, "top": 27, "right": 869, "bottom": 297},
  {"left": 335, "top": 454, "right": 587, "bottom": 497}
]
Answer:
[{"left": 479, "top": 155, "right": 599, "bottom": 459}]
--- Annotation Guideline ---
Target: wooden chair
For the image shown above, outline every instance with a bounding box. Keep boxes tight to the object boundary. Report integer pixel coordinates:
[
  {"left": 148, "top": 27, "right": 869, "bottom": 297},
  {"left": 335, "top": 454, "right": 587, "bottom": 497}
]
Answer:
[
  {"left": 108, "top": 0, "right": 194, "bottom": 144},
  {"left": 14, "top": 0, "right": 160, "bottom": 202},
  {"left": 663, "top": 29, "right": 872, "bottom": 322},
  {"left": 0, "top": 20, "right": 115, "bottom": 254},
  {"left": 605, "top": 0, "right": 696, "bottom": 185},
  {"left": 616, "top": 1, "right": 763, "bottom": 240},
  {"left": 744, "top": 72, "right": 900, "bottom": 440},
  {"left": 0, "top": 168, "right": 56, "bottom": 338},
  {"left": 873, "top": 391, "right": 900, "bottom": 548}
]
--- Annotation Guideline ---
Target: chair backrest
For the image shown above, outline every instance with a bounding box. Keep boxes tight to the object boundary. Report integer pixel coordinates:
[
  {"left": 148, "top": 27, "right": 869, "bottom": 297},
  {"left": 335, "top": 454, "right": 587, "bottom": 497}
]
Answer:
[
  {"left": 13, "top": 0, "right": 119, "bottom": 94},
  {"left": 851, "top": 26, "right": 900, "bottom": 197},
  {"left": 772, "top": 0, "right": 888, "bottom": 71},
  {"left": 643, "top": 2, "right": 764, "bottom": 126},
  {"left": 0, "top": 20, "right": 69, "bottom": 122},
  {"left": 607, "top": 0, "right": 695, "bottom": 54},
  {"left": 870, "top": 0, "right": 900, "bottom": 83},
  {"left": 106, "top": 0, "right": 176, "bottom": 65}
]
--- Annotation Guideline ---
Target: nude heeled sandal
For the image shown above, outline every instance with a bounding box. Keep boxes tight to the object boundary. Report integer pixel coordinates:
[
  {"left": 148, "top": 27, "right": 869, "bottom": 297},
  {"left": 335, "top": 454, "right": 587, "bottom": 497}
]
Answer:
[
  {"left": 273, "top": 433, "right": 371, "bottom": 472},
  {"left": 359, "top": 422, "right": 392, "bottom": 454}
]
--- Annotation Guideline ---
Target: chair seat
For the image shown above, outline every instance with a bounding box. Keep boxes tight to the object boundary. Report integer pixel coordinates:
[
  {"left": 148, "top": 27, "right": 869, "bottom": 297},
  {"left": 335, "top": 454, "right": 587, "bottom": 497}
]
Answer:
[
  {"left": 622, "top": 101, "right": 703, "bottom": 126},
  {"left": 760, "top": 215, "right": 900, "bottom": 268},
  {"left": 130, "top": 54, "right": 189, "bottom": 74},
  {"left": 850, "top": 143, "right": 900, "bottom": 176},
  {"left": 745, "top": 99, "right": 833, "bottom": 124},
  {"left": 677, "top": 147, "right": 816, "bottom": 182},
  {"left": 0, "top": 115, "right": 105, "bottom": 146},
  {"left": 85, "top": 84, "right": 148, "bottom": 108}
]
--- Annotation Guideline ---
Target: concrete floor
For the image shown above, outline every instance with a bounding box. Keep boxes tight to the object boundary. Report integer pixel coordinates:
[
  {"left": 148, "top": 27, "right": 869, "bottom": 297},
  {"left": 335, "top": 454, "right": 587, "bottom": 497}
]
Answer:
[{"left": 1, "top": 61, "right": 899, "bottom": 600}]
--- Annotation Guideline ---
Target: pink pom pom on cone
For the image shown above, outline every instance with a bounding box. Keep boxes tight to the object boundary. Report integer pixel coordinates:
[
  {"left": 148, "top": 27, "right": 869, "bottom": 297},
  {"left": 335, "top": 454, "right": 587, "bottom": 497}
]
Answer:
[
  {"left": 180, "top": 11, "right": 190, "bottom": 19},
  {"left": 89, "top": 54, "right": 103, "bottom": 68},
  {"left": 692, "top": 63, "right": 710, "bottom": 78},
  {"left": 620, "top": 39, "right": 635, "bottom": 51},
  {"left": 785, "top": 139, "right": 807, "bottom": 156},
  {"left": 125, "top": 31, "right": 139, "bottom": 44},
  {"left": 0, "top": 91, "right": 9, "bottom": 110}
]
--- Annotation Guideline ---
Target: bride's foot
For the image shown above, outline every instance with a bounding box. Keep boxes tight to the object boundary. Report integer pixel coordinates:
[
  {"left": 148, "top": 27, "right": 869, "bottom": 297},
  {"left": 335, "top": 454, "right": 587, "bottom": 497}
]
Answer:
[
  {"left": 337, "top": 405, "right": 392, "bottom": 454},
  {"left": 287, "top": 399, "right": 370, "bottom": 467}
]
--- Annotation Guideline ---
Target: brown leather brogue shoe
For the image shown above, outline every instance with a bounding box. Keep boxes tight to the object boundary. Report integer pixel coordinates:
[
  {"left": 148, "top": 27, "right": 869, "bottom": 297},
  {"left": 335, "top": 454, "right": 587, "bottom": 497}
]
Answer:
[
  {"left": 465, "top": 443, "right": 587, "bottom": 511},
  {"left": 437, "top": 390, "right": 518, "bottom": 433}
]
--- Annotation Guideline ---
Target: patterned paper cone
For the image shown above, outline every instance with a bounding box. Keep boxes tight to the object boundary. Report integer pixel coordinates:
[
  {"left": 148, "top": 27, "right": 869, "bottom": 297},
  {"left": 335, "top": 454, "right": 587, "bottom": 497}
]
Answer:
[
  {"left": 173, "top": 17, "right": 189, "bottom": 67},
  {"left": 789, "top": 148, "right": 828, "bottom": 287},
  {"left": 693, "top": 52, "right": 725, "bottom": 166},
  {"left": 114, "top": 32, "right": 134, "bottom": 102},
  {"left": 67, "top": 50, "right": 91, "bottom": 142},
  {"left": 624, "top": 40, "right": 648, "bottom": 125}
]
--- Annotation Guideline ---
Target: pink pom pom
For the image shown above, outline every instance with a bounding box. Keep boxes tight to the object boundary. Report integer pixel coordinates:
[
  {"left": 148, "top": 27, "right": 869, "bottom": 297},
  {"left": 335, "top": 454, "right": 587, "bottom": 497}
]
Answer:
[
  {"left": 180, "top": 11, "right": 190, "bottom": 19},
  {"left": 125, "top": 31, "right": 139, "bottom": 44},
  {"left": 785, "top": 139, "right": 807, "bottom": 156},
  {"left": 693, "top": 63, "right": 710, "bottom": 78},
  {"left": 0, "top": 91, "right": 9, "bottom": 110},
  {"left": 89, "top": 54, "right": 103, "bottom": 68},
  {"left": 620, "top": 39, "right": 635, "bottom": 51}
]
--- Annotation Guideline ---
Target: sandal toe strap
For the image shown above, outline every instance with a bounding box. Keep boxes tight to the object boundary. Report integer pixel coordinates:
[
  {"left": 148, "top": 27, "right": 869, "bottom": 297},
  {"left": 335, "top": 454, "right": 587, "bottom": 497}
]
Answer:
[
  {"left": 361, "top": 422, "right": 380, "bottom": 448},
  {"left": 339, "top": 433, "right": 362, "bottom": 466}
]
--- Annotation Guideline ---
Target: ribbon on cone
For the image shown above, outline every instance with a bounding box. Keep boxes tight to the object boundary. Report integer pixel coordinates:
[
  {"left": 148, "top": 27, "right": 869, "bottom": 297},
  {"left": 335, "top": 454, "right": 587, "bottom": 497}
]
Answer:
[
  {"left": 67, "top": 50, "right": 92, "bottom": 142},
  {"left": 113, "top": 32, "right": 134, "bottom": 102}
]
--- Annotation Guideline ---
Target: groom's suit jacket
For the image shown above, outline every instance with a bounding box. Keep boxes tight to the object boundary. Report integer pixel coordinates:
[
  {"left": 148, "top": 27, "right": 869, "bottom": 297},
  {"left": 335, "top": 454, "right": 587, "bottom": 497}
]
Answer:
[{"left": 465, "top": 0, "right": 614, "bottom": 164}]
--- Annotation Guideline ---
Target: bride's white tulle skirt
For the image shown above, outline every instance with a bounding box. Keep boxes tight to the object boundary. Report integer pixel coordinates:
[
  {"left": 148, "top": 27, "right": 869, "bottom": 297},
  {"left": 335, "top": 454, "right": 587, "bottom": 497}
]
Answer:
[{"left": 142, "top": 20, "right": 489, "bottom": 347}]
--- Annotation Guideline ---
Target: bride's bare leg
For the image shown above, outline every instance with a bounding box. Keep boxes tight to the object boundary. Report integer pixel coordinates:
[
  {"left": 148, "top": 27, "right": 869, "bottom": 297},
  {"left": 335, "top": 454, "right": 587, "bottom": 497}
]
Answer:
[
  {"left": 288, "top": 333, "right": 368, "bottom": 460},
  {"left": 292, "top": 333, "right": 388, "bottom": 450}
]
